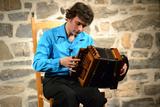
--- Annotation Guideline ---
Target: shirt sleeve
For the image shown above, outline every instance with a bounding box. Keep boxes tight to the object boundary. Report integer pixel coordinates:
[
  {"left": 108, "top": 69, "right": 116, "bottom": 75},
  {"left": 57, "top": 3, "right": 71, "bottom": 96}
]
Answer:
[{"left": 32, "top": 30, "right": 60, "bottom": 72}]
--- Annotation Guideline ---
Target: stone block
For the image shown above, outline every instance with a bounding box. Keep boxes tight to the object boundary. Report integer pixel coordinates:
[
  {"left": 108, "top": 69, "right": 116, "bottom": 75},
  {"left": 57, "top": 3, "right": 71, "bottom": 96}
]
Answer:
[
  {"left": 155, "top": 71, "right": 160, "bottom": 81},
  {"left": 112, "top": 14, "right": 160, "bottom": 31},
  {"left": 94, "top": 38, "right": 115, "bottom": 48},
  {"left": 111, "top": 0, "right": 133, "bottom": 5},
  {"left": 0, "top": 85, "right": 24, "bottom": 95},
  {"left": 8, "top": 12, "right": 29, "bottom": 21},
  {"left": 0, "top": 69, "right": 34, "bottom": 81},
  {"left": 122, "top": 97, "right": 155, "bottom": 107},
  {"left": 121, "top": 32, "right": 131, "bottom": 49},
  {"left": 134, "top": 32, "right": 153, "bottom": 49},
  {"left": 16, "top": 24, "right": 32, "bottom": 38},
  {"left": 155, "top": 32, "right": 160, "bottom": 48},
  {"left": 36, "top": 1, "right": 59, "bottom": 19},
  {"left": 0, "top": 40, "right": 13, "bottom": 60},
  {"left": 0, "top": 23, "right": 13, "bottom": 37},
  {"left": 131, "top": 50, "right": 148, "bottom": 58},
  {"left": 0, "top": 0, "right": 21, "bottom": 11},
  {"left": 93, "top": 6, "right": 118, "bottom": 18},
  {"left": 144, "top": 84, "right": 160, "bottom": 95},
  {"left": 11, "top": 42, "right": 30, "bottom": 57},
  {"left": 0, "top": 96, "right": 22, "bottom": 107}
]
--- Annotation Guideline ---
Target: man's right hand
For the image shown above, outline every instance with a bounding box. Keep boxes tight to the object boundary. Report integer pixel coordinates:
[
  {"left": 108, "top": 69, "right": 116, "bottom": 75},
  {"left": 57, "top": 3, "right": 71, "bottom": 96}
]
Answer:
[{"left": 60, "top": 57, "right": 80, "bottom": 68}]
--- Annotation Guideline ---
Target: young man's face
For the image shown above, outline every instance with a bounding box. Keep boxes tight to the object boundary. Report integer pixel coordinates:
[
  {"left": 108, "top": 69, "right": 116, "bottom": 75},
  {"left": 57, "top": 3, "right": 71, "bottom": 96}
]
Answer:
[{"left": 67, "top": 16, "right": 87, "bottom": 36}]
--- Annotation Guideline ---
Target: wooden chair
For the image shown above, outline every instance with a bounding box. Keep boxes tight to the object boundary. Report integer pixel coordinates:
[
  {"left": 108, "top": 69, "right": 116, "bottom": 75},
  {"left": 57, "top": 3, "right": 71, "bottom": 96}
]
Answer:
[{"left": 31, "top": 12, "right": 63, "bottom": 107}]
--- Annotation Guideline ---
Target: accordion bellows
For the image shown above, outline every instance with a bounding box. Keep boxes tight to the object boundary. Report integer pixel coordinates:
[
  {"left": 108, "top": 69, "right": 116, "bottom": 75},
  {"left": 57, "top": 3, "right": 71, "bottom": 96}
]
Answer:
[{"left": 72, "top": 46, "right": 129, "bottom": 89}]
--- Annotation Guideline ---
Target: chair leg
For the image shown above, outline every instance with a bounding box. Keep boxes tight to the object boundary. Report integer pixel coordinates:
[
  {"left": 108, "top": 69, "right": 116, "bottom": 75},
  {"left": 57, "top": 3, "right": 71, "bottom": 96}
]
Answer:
[
  {"left": 38, "top": 96, "right": 44, "bottom": 107},
  {"left": 49, "top": 98, "right": 53, "bottom": 107}
]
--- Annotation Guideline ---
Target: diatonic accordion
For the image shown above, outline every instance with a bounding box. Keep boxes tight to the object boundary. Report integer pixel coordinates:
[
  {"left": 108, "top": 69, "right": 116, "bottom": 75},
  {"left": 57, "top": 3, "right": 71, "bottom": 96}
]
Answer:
[{"left": 72, "top": 46, "right": 128, "bottom": 89}]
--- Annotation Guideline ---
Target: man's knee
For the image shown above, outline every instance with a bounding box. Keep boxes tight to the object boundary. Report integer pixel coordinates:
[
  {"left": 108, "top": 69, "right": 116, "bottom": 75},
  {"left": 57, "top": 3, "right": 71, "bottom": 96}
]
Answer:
[
  {"left": 90, "top": 89, "right": 107, "bottom": 107},
  {"left": 53, "top": 90, "right": 78, "bottom": 107}
]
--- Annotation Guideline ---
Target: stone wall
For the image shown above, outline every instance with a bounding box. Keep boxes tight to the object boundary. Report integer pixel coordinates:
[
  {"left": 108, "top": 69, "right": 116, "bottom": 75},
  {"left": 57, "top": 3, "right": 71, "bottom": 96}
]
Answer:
[{"left": 0, "top": 0, "right": 160, "bottom": 107}]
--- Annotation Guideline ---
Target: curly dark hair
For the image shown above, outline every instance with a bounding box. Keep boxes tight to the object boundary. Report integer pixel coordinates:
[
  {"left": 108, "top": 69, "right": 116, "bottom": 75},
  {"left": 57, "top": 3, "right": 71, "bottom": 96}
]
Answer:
[{"left": 65, "top": 2, "right": 94, "bottom": 25}]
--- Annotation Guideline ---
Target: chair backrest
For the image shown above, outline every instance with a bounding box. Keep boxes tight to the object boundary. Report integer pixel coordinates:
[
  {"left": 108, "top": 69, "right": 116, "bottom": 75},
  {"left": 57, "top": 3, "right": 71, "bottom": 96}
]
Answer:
[{"left": 31, "top": 12, "right": 63, "bottom": 107}]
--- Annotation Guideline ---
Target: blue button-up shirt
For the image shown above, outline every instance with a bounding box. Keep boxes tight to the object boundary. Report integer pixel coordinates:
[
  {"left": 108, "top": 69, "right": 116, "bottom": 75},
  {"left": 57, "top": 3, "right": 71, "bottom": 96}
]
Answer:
[{"left": 33, "top": 23, "right": 94, "bottom": 76}]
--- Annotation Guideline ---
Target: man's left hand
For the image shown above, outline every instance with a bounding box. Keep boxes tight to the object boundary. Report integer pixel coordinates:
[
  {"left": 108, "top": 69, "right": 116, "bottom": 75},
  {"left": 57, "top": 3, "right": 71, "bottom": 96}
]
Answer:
[{"left": 120, "top": 63, "right": 127, "bottom": 76}]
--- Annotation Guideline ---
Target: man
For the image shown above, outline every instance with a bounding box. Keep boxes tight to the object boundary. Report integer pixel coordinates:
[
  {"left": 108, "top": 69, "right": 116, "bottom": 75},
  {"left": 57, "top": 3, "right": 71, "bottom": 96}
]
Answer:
[{"left": 33, "top": 2, "right": 127, "bottom": 107}]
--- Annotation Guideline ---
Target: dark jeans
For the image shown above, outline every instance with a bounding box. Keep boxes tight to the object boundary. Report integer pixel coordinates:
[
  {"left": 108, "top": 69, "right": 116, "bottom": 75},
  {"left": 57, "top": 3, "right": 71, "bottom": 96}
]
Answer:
[{"left": 43, "top": 75, "right": 107, "bottom": 107}]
